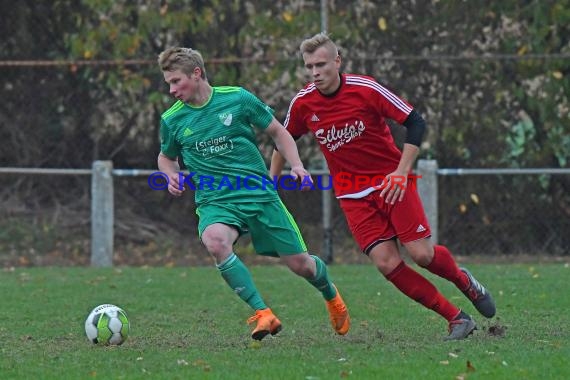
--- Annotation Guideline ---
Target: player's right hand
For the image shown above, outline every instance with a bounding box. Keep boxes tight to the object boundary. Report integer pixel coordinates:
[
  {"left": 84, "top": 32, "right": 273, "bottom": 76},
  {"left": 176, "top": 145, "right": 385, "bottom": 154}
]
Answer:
[
  {"left": 290, "top": 165, "right": 314, "bottom": 191},
  {"left": 167, "top": 172, "right": 185, "bottom": 197}
]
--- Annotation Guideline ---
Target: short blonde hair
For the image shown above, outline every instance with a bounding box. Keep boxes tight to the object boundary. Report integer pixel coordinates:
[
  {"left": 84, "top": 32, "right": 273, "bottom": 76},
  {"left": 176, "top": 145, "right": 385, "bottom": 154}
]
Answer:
[
  {"left": 157, "top": 47, "right": 207, "bottom": 79},
  {"left": 300, "top": 33, "right": 338, "bottom": 57}
]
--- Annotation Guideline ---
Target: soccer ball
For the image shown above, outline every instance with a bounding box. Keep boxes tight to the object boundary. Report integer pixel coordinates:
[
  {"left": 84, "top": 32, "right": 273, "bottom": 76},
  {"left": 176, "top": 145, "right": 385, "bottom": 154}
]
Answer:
[{"left": 85, "top": 304, "right": 130, "bottom": 345}]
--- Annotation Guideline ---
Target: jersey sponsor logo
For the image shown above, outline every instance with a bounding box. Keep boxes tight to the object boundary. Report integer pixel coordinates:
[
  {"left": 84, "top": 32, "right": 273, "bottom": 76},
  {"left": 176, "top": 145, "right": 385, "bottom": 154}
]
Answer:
[
  {"left": 195, "top": 135, "right": 235, "bottom": 159},
  {"left": 218, "top": 113, "right": 233, "bottom": 126},
  {"left": 315, "top": 120, "right": 366, "bottom": 152}
]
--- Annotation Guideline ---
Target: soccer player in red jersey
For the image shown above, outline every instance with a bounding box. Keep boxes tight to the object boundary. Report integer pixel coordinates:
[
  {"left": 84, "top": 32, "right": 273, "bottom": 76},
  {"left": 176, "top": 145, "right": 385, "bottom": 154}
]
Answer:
[{"left": 270, "top": 33, "right": 496, "bottom": 340}]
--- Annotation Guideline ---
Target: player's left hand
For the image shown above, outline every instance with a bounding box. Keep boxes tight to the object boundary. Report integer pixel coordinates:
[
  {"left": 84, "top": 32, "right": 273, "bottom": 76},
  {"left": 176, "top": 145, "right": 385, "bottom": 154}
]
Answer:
[
  {"left": 380, "top": 171, "right": 407, "bottom": 204},
  {"left": 290, "top": 165, "right": 314, "bottom": 192}
]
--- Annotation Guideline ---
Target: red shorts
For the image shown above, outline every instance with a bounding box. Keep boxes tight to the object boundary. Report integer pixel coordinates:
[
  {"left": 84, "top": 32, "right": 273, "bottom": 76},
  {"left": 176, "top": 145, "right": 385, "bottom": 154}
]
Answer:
[{"left": 339, "top": 186, "right": 431, "bottom": 253}]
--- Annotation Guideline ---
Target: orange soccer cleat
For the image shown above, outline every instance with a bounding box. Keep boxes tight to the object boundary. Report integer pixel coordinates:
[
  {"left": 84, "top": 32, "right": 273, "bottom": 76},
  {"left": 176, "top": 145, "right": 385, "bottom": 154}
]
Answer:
[
  {"left": 325, "top": 285, "right": 350, "bottom": 335},
  {"left": 247, "top": 308, "right": 282, "bottom": 341}
]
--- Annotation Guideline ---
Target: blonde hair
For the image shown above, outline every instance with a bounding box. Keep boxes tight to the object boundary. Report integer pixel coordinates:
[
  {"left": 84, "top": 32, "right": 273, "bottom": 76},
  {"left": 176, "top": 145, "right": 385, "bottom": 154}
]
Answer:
[
  {"left": 300, "top": 33, "right": 339, "bottom": 57},
  {"left": 157, "top": 47, "right": 207, "bottom": 79}
]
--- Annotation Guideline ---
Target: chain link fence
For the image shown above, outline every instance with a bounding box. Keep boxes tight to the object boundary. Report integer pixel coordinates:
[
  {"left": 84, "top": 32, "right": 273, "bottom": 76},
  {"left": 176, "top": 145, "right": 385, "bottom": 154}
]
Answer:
[
  {"left": 1, "top": 56, "right": 568, "bottom": 266},
  {"left": 439, "top": 172, "right": 570, "bottom": 257},
  {"left": 1, "top": 165, "right": 568, "bottom": 267}
]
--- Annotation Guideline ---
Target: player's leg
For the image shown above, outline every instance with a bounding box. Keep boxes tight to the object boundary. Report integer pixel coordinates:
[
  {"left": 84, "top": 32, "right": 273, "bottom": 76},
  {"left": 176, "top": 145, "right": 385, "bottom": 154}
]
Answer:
[
  {"left": 367, "top": 240, "right": 474, "bottom": 339},
  {"left": 406, "top": 240, "right": 496, "bottom": 318},
  {"left": 197, "top": 205, "right": 280, "bottom": 340},
  {"left": 202, "top": 223, "right": 267, "bottom": 309},
  {"left": 280, "top": 253, "right": 335, "bottom": 300},
  {"left": 246, "top": 200, "right": 350, "bottom": 335},
  {"left": 392, "top": 187, "right": 496, "bottom": 319},
  {"left": 341, "top": 194, "right": 475, "bottom": 340},
  {"left": 280, "top": 252, "right": 350, "bottom": 335}
]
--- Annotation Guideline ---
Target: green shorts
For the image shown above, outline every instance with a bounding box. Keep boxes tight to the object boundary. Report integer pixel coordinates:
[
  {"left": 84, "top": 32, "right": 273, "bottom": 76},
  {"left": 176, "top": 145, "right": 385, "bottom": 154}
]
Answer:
[{"left": 196, "top": 200, "right": 307, "bottom": 257}]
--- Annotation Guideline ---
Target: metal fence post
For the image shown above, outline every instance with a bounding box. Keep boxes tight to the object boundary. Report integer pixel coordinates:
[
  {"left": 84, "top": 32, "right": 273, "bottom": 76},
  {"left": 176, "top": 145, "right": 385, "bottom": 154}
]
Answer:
[
  {"left": 91, "top": 160, "right": 114, "bottom": 267},
  {"left": 322, "top": 173, "right": 333, "bottom": 264},
  {"left": 319, "top": 0, "right": 333, "bottom": 264},
  {"left": 417, "top": 159, "right": 438, "bottom": 244}
]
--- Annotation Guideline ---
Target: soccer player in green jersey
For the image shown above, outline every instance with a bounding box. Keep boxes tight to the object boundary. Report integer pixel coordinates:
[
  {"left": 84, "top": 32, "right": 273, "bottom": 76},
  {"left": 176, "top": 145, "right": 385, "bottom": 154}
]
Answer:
[{"left": 156, "top": 47, "right": 350, "bottom": 340}]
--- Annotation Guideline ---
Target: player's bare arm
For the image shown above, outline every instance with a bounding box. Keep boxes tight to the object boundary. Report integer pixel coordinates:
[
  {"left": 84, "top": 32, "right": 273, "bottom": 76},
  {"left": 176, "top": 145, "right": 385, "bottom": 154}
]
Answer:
[
  {"left": 265, "top": 120, "right": 313, "bottom": 185},
  {"left": 269, "top": 149, "right": 287, "bottom": 178},
  {"left": 157, "top": 152, "right": 184, "bottom": 197}
]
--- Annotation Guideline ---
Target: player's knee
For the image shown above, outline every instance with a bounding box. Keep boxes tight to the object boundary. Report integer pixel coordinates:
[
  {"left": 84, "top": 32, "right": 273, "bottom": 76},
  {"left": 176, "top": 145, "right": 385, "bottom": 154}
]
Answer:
[
  {"left": 374, "top": 259, "right": 397, "bottom": 276},
  {"left": 369, "top": 246, "right": 401, "bottom": 275},
  {"left": 403, "top": 239, "right": 434, "bottom": 267},
  {"left": 408, "top": 248, "right": 433, "bottom": 267},
  {"left": 284, "top": 254, "right": 314, "bottom": 277},
  {"left": 202, "top": 234, "right": 232, "bottom": 257}
]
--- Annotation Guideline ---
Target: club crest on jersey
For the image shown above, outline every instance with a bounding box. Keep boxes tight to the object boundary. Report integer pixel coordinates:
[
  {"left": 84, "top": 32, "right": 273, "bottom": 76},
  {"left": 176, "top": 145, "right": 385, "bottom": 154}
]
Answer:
[
  {"left": 218, "top": 113, "right": 233, "bottom": 126},
  {"left": 315, "top": 120, "right": 366, "bottom": 152}
]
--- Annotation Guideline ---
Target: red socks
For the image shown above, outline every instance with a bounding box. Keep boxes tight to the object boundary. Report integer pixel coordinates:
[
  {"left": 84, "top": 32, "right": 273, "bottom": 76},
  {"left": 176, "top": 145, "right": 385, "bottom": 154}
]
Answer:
[
  {"left": 424, "top": 245, "right": 470, "bottom": 291},
  {"left": 386, "top": 260, "right": 460, "bottom": 321}
]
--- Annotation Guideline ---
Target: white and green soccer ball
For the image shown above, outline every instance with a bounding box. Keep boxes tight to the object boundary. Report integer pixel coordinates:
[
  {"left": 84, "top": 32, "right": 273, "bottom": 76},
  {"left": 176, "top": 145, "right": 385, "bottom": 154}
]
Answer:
[{"left": 85, "top": 304, "right": 130, "bottom": 345}]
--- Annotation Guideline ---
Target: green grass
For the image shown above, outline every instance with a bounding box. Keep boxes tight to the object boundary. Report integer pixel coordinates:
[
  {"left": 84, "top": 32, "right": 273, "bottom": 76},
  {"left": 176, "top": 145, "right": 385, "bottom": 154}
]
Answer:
[{"left": 0, "top": 263, "right": 569, "bottom": 379}]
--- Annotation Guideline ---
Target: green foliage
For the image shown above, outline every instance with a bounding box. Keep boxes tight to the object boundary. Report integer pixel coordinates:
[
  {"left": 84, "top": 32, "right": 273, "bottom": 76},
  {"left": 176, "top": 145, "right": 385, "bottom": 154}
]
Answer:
[
  {"left": 505, "top": 111, "right": 537, "bottom": 165},
  {"left": 3, "top": 0, "right": 568, "bottom": 168},
  {"left": 1, "top": 1, "right": 568, "bottom": 259},
  {"left": 494, "top": 1, "right": 570, "bottom": 168}
]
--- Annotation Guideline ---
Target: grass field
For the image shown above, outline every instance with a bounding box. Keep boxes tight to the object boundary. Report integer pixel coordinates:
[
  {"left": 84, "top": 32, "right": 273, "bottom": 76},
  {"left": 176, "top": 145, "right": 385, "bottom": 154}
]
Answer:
[{"left": 1, "top": 263, "right": 569, "bottom": 379}]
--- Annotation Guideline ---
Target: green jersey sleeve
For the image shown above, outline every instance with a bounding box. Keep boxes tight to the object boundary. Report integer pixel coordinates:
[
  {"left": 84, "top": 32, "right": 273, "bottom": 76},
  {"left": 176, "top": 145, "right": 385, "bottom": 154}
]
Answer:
[
  {"left": 240, "top": 88, "right": 275, "bottom": 130},
  {"left": 159, "top": 118, "right": 180, "bottom": 158}
]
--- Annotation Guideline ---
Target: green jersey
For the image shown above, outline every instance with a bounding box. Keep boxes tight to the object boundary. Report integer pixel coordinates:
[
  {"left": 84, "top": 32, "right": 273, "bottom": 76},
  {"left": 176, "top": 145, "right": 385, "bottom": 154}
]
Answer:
[{"left": 160, "top": 86, "right": 280, "bottom": 206}]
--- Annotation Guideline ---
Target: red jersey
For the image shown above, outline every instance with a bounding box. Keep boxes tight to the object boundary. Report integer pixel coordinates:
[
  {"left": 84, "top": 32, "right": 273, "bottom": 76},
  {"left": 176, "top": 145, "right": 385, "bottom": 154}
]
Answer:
[{"left": 284, "top": 73, "right": 413, "bottom": 198}]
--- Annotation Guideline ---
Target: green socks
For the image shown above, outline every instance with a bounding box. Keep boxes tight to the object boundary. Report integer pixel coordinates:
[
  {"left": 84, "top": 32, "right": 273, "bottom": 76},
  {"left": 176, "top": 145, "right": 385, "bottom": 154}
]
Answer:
[
  {"left": 217, "top": 253, "right": 336, "bottom": 308},
  {"left": 217, "top": 253, "right": 267, "bottom": 310},
  {"left": 307, "top": 255, "right": 337, "bottom": 301}
]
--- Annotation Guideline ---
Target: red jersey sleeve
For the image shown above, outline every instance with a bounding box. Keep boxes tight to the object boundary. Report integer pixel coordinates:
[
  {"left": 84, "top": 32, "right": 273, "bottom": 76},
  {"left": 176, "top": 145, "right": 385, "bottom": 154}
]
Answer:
[
  {"left": 369, "top": 77, "right": 413, "bottom": 124},
  {"left": 283, "top": 89, "right": 310, "bottom": 137}
]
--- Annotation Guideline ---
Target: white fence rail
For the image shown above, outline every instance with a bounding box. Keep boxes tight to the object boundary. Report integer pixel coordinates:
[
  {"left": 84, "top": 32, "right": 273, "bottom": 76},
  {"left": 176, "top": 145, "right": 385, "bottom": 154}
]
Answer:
[
  {"left": 1, "top": 160, "right": 568, "bottom": 266},
  {"left": 0, "top": 161, "right": 334, "bottom": 266}
]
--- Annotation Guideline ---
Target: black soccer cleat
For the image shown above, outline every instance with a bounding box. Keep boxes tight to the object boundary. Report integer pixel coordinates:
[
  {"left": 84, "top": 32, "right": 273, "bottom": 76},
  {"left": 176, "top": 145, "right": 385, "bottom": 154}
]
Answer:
[
  {"left": 444, "top": 311, "right": 477, "bottom": 341},
  {"left": 460, "top": 267, "right": 496, "bottom": 318}
]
